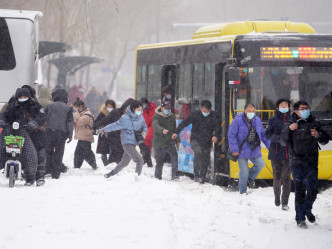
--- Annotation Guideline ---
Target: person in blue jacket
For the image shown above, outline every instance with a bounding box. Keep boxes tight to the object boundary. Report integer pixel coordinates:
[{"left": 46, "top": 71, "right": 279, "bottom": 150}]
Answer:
[
  {"left": 265, "top": 99, "right": 292, "bottom": 210},
  {"left": 228, "top": 103, "right": 270, "bottom": 194},
  {"left": 98, "top": 100, "right": 147, "bottom": 178}
]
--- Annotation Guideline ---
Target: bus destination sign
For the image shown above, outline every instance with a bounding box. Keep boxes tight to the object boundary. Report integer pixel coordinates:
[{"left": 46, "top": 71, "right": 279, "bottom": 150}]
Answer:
[{"left": 260, "top": 47, "right": 332, "bottom": 61}]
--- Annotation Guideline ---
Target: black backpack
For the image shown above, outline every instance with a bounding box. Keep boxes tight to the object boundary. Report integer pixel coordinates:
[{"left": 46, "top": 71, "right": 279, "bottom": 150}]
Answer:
[{"left": 291, "top": 121, "right": 318, "bottom": 155}]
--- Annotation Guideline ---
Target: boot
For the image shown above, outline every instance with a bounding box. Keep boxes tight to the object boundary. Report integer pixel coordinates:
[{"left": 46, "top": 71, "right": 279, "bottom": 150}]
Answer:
[
  {"left": 104, "top": 171, "right": 115, "bottom": 178},
  {"left": 297, "top": 221, "right": 308, "bottom": 229},
  {"left": 147, "top": 158, "right": 153, "bottom": 168},
  {"left": 247, "top": 178, "right": 256, "bottom": 189},
  {"left": 275, "top": 196, "right": 281, "bottom": 207},
  {"left": 36, "top": 178, "right": 45, "bottom": 187},
  {"left": 24, "top": 174, "right": 35, "bottom": 186},
  {"left": 306, "top": 211, "right": 316, "bottom": 223},
  {"left": 101, "top": 157, "right": 109, "bottom": 166}
]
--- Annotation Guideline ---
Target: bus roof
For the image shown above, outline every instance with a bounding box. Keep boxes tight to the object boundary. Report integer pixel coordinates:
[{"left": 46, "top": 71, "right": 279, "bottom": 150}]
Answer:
[
  {"left": 0, "top": 9, "right": 43, "bottom": 22},
  {"left": 137, "top": 21, "right": 317, "bottom": 51},
  {"left": 192, "top": 21, "right": 315, "bottom": 39}
]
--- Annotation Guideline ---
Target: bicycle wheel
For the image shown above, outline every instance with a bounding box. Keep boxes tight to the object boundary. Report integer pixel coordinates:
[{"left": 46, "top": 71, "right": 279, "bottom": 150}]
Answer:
[{"left": 8, "top": 165, "right": 16, "bottom": 188}]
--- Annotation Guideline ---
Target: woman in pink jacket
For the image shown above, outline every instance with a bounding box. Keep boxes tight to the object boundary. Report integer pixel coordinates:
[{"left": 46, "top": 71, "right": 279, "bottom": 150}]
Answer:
[{"left": 73, "top": 98, "right": 97, "bottom": 170}]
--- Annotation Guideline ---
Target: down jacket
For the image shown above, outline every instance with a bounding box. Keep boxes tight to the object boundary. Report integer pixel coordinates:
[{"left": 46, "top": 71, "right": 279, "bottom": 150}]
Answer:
[
  {"left": 73, "top": 107, "right": 94, "bottom": 143},
  {"left": 228, "top": 113, "right": 270, "bottom": 159},
  {"left": 103, "top": 106, "right": 147, "bottom": 146}
]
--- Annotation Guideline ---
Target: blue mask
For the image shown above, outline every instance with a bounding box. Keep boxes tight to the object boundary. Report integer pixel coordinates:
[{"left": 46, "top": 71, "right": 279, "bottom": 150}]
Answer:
[
  {"left": 246, "top": 112, "right": 255, "bottom": 120},
  {"left": 143, "top": 105, "right": 147, "bottom": 109},
  {"left": 202, "top": 111, "right": 210, "bottom": 117},
  {"left": 18, "top": 98, "right": 28, "bottom": 102},
  {"left": 166, "top": 95, "right": 171, "bottom": 99},
  {"left": 135, "top": 110, "right": 142, "bottom": 116},
  {"left": 279, "top": 108, "right": 289, "bottom": 114},
  {"left": 300, "top": 110, "right": 310, "bottom": 119},
  {"left": 163, "top": 109, "right": 170, "bottom": 115}
]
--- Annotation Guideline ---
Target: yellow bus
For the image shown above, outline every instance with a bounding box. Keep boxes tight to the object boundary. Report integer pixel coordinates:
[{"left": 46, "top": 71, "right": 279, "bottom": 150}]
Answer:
[{"left": 135, "top": 21, "right": 332, "bottom": 186}]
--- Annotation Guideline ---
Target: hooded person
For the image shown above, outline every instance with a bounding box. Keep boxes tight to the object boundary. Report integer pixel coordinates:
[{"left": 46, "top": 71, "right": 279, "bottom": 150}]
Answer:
[
  {"left": 94, "top": 99, "right": 117, "bottom": 166},
  {"left": 73, "top": 97, "right": 97, "bottom": 170},
  {"left": 85, "top": 87, "right": 101, "bottom": 117},
  {"left": 3, "top": 88, "right": 47, "bottom": 186},
  {"left": 97, "top": 100, "right": 147, "bottom": 178},
  {"left": 46, "top": 89, "right": 74, "bottom": 179},
  {"left": 38, "top": 86, "right": 53, "bottom": 109}
]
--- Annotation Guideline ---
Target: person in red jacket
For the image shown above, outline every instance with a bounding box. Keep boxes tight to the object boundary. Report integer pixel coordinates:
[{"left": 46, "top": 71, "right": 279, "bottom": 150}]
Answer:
[{"left": 140, "top": 97, "right": 156, "bottom": 167}]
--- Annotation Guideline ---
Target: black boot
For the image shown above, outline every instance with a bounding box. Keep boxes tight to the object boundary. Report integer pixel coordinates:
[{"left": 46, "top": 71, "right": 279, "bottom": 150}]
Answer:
[
  {"left": 275, "top": 196, "right": 281, "bottom": 206},
  {"left": 24, "top": 174, "right": 35, "bottom": 186},
  {"left": 306, "top": 211, "right": 316, "bottom": 223},
  {"left": 247, "top": 178, "right": 256, "bottom": 189},
  {"left": 102, "top": 157, "right": 109, "bottom": 166}
]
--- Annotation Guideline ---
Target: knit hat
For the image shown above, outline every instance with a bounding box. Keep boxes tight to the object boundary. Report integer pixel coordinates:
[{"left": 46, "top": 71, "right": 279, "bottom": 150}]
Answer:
[
  {"left": 161, "top": 100, "right": 171, "bottom": 108},
  {"left": 16, "top": 88, "right": 31, "bottom": 99}
]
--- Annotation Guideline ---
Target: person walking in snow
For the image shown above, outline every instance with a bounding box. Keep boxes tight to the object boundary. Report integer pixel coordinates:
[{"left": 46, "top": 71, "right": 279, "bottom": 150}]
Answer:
[
  {"left": 94, "top": 99, "right": 117, "bottom": 166},
  {"left": 140, "top": 97, "right": 156, "bottom": 168},
  {"left": 265, "top": 99, "right": 292, "bottom": 211},
  {"left": 279, "top": 100, "right": 329, "bottom": 229},
  {"left": 97, "top": 100, "right": 147, "bottom": 178},
  {"left": 153, "top": 101, "right": 180, "bottom": 180},
  {"left": 73, "top": 98, "right": 97, "bottom": 170},
  {"left": 37, "top": 86, "right": 53, "bottom": 109},
  {"left": 228, "top": 103, "right": 270, "bottom": 194},
  {"left": 46, "top": 89, "right": 73, "bottom": 179},
  {"left": 171, "top": 100, "right": 220, "bottom": 184}
]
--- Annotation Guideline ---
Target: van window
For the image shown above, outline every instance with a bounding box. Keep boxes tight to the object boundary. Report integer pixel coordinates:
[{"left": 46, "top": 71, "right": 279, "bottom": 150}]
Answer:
[{"left": 0, "top": 18, "right": 16, "bottom": 70}]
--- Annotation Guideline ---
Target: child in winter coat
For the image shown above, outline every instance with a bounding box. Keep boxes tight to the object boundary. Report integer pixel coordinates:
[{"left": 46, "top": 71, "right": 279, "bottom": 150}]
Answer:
[{"left": 73, "top": 98, "right": 97, "bottom": 170}]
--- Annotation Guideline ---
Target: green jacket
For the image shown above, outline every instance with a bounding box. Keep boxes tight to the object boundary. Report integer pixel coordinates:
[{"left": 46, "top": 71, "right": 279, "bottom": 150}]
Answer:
[
  {"left": 153, "top": 106, "right": 180, "bottom": 149},
  {"left": 37, "top": 87, "right": 53, "bottom": 109}
]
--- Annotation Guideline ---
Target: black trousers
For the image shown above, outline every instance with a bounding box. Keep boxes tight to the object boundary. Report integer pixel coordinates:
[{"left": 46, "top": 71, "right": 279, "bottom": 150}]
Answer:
[
  {"left": 46, "top": 129, "right": 67, "bottom": 177},
  {"left": 74, "top": 140, "right": 96, "bottom": 168},
  {"left": 36, "top": 148, "right": 46, "bottom": 180},
  {"left": 154, "top": 143, "right": 178, "bottom": 179},
  {"left": 191, "top": 140, "right": 211, "bottom": 179},
  {"left": 108, "top": 143, "right": 124, "bottom": 164},
  {"left": 271, "top": 159, "right": 291, "bottom": 205},
  {"left": 139, "top": 143, "right": 152, "bottom": 166}
]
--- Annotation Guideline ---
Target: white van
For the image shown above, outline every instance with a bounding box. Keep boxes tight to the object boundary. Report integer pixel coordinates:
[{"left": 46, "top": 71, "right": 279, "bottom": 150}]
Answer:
[{"left": 0, "top": 9, "right": 43, "bottom": 109}]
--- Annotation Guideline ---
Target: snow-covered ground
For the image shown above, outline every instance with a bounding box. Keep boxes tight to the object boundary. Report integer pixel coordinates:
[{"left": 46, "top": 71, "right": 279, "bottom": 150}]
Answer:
[{"left": 1, "top": 139, "right": 332, "bottom": 249}]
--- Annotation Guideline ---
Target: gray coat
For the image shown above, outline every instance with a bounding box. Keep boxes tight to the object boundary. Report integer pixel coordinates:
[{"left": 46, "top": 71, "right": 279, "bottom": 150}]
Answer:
[{"left": 46, "top": 101, "right": 74, "bottom": 138}]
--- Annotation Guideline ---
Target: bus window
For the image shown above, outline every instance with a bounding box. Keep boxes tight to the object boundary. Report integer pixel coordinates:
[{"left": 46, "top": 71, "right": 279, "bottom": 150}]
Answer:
[
  {"left": 147, "top": 65, "right": 162, "bottom": 105},
  {"left": 0, "top": 18, "right": 16, "bottom": 70},
  {"left": 176, "top": 64, "right": 191, "bottom": 120},
  {"left": 136, "top": 66, "right": 146, "bottom": 100},
  {"left": 204, "top": 63, "right": 215, "bottom": 110},
  {"left": 192, "top": 63, "right": 204, "bottom": 111}
]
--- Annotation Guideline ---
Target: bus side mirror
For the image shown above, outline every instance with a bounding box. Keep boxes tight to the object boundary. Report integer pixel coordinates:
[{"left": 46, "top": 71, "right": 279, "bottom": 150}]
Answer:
[{"left": 228, "top": 67, "right": 240, "bottom": 88}]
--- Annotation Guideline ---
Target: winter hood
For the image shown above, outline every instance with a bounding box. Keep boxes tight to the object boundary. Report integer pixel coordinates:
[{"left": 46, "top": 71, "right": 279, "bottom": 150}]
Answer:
[
  {"left": 155, "top": 106, "right": 171, "bottom": 118},
  {"left": 39, "top": 87, "right": 52, "bottom": 100}
]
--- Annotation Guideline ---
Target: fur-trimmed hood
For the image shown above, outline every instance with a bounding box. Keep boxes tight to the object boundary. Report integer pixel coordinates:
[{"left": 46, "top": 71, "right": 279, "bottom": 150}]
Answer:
[
  {"left": 155, "top": 106, "right": 171, "bottom": 118},
  {"left": 100, "top": 105, "right": 110, "bottom": 116}
]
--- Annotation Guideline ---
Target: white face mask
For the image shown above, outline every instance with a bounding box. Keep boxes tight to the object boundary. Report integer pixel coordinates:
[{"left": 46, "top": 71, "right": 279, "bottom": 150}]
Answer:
[{"left": 107, "top": 107, "right": 113, "bottom": 112}]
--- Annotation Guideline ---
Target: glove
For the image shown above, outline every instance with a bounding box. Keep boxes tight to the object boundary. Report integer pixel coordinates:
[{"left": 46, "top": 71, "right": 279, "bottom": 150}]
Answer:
[
  {"left": 0, "top": 120, "right": 6, "bottom": 127},
  {"left": 95, "top": 128, "right": 105, "bottom": 135},
  {"left": 67, "top": 137, "right": 72, "bottom": 143},
  {"left": 27, "top": 120, "right": 38, "bottom": 131}
]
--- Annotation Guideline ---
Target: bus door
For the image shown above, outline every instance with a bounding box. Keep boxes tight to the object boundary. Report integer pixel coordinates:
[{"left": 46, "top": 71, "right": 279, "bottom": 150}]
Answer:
[{"left": 161, "top": 65, "right": 176, "bottom": 110}]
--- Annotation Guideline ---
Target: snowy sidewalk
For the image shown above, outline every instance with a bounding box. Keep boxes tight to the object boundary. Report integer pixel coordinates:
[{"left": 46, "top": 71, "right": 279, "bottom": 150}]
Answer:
[{"left": 0, "top": 140, "right": 332, "bottom": 249}]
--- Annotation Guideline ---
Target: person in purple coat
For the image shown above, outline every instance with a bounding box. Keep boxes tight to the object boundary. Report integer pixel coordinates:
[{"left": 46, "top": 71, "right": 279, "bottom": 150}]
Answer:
[{"left": 228, "top": 103, "right": 270, "bottom": 194}]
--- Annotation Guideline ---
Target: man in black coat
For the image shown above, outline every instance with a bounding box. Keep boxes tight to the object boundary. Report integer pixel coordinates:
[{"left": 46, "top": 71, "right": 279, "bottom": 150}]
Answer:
[
  {"left": 3, "top": 88, "right": 47, "bottom": 186},
  {"left": 172, "top": 100, "right": 220, "bottom": 183},
  {"left": 46, "top": 89, "right": 73, "bottom": 179},
  {"left": 280, "top": 100, "right": 329, "bottom": 229}
]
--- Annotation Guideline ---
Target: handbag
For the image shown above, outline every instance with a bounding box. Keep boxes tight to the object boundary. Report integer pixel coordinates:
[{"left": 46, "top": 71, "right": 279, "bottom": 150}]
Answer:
[{"left": 129, "top": 117, "right": 145, "bottom": 144}]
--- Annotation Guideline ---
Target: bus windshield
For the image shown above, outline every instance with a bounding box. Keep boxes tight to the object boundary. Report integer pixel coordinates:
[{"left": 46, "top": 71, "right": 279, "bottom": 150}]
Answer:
[{"left": 232, "top": 66, "right": 332, "bottom": 122}]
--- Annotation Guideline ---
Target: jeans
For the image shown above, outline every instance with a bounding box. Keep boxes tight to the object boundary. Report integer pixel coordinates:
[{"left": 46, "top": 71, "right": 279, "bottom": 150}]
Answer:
[
  {"left": 238, "top": 157, "right": 265, "bottom": 193},
  {"left": 291, "top": 165, "right": 318, "bottom": 223}
]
